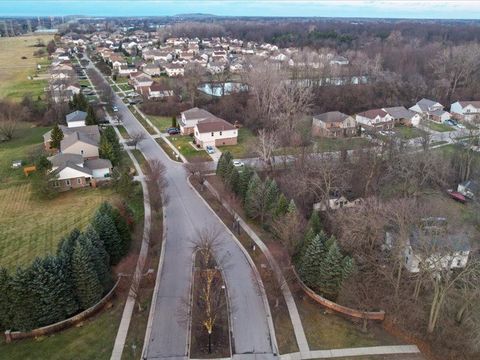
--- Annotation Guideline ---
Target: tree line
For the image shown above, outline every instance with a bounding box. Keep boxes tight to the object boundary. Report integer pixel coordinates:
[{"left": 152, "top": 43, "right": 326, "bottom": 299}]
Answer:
[{"left": 0, "top": 202, "right": 132, "bottom": 331}]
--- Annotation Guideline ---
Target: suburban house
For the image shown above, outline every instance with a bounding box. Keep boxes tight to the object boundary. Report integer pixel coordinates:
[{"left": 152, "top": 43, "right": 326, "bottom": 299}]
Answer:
[
  {"left": 60, "top": 131, "right": 99, "bottom": 159},
  {"left": 164, "top": 63, "right": 185, "bottom": 77},
  {"left": 48, "top": 153, "right": 112, "bottom": 191},
  {"left": 329, "top": 55, "right": 349, "bottom": 66},
  {"left": 383, "top": 106, "right": 422, "bottom": 127},
  {"left": 179, "top": 107, "right": 218, "bottom": 135},
  {"left": 148, "top": 82, "right": 175, "bottom": 100},
  {"left": 130, "top": 73, "right": 154, "bottom": 91},
  {"left": 194, "top": 117, "right": 238, "bottom": 148},
  {"left": 142, "top": 63, "right": 161, "bottom": 76},
  {"left": 355, "top": 109, "right": 394, "bottom": 130},
  {"left": 457, "top": 180, "right": 478, "bottom": 200},
  {"left": 312, "top": 111, "right": 357, "bottom": 137},
  {"left": 66, "top": 110, "right": 87, "bottom": 128},
  {"left": 450, "top": 101, "right": 480, "bottom": 122},
  {"left": 409, "top": 98, "right": 451, "bottom": 123},
  {"left": 385, "top": 218, "right": 471, "bottom": 273},
  {"left": 43, "top": 125, "right": 100, "bottom": 151}
]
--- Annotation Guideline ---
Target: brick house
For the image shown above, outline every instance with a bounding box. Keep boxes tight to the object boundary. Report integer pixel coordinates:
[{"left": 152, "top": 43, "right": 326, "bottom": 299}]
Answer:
[{"left": 194, "top": 118, "right": 238, "bottom": 148}]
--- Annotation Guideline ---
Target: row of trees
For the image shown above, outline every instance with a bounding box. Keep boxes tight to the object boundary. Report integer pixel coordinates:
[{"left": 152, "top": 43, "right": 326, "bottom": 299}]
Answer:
[{"left": 0, "top": 202, "right": 131, "bottom": 331}]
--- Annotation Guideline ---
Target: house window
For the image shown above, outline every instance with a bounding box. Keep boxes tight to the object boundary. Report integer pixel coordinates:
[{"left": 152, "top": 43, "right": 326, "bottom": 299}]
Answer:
[
  {"left": 211, "top": 132, "right": 214, "bottom": 136},
  {"left": 456, "top": 259, "right": 462, "bottom": 267},
  {"left": 65, "top": 179, "right": 71, "bottom": 186},
  {"left": 53, "top": 181, "right": 60, "bottom": 187},
  {"left": 77, "top": 178, "right": 82, "bottom": 184},
  {"left": 220, "top": 131, "right": 222, "bottom": 136},
  {"left": 80, "top": 150, "right": 84, "bottom": 155}
]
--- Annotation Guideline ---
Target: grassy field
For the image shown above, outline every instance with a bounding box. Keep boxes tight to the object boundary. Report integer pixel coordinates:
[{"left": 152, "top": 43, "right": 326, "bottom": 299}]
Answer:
[
  {"left": 0, "top": 123, "right": 51, "bottom": 184},
  {"left": 425, "top": 121, "right": 454, "bottom": 132},
  {"left": 217, "top": 128, "right": 256, "bottom": 158},
  {"left": 0, "top": 292, "right": 126, "bottom": 360},
  {"left": 0, "top": 35, "right": 52, "bottom": 100},
  {"left": 311, "top": 137, "right": 370, "bottom": 152},
  {"left": 149, "top": 115, "right": 174, "bottom": 133},
  {"left": 156, "top": 138, "right": 182, "bottom": 162},
  {"left": 169, "top": 135, "right": 212, "bottom": 162},
  {"left": 0, "top": 185, "right": 119, "bottom": 269},
  {"left": 393, "top": 126, "right": 426, "bottom": 139}
]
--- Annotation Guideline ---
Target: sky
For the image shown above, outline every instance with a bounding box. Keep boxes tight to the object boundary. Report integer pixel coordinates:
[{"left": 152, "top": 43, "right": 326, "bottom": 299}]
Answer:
[{"left": 1, "top": 0, "right": 480, "bottom": 19}]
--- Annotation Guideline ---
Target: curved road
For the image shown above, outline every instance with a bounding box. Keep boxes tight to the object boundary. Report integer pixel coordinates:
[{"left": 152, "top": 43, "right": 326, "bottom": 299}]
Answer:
[{"left": 86, "top": 59, "right": 277, "bottom": 360}]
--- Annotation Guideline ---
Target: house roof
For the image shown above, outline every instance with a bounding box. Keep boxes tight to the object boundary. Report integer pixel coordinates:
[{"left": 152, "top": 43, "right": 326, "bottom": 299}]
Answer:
[
  {"left": 149, "top": 81, "right": 171, "bottom": 92},
  {"left": 61, "top": 131, "right": 98, "bottom": 150},
  {"left": 416, "top": 98, "right": 442, "bottom": 111},
  {"left": 44, "top": 125, "right": 100, "bottom": 144},
  {"left": 458, "top": 100, "right": 480, "bottom": 108},
  {"left": 51, "top": 160, "right": 92, "bottom": 177},
  {"left": 460, "top": 180, "right": 479, "bottom": 193},
  {"left": 428, "top": 109, "right": 449, "bottom": 117},
  {"left": 84, "top": 158, "right": 112, "bottom": 170},
  {"left": 313, "top": 111, "right": 350, "bottom": 123},
  {"left": 357, "top": 109, "right": 388, "bottom": 119},
  {"left": 182, "top": 107, "right": 214, "bottom": 121},
  {"left": 66, "top": 110, "right": 87, "bottom": 123},
  {"left": 48, "top": 153, "right": 84, "bottom": 167},
  {"left": 196, "top": 117, "right": 235, "bottom": 133},
  {"left": 383, "top": 106, "right": 417, "bottom": 120}
]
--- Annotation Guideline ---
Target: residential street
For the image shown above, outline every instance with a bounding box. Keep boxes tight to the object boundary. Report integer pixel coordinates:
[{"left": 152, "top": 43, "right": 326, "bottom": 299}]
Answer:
[{"left": 86, "top": 59, "right": 277, "bottom": 360}]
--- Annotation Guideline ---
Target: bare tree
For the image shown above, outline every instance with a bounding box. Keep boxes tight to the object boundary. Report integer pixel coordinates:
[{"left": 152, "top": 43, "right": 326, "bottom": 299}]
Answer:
[
  {"left": 0, "top": 101, "right": 27, "bottom": 140},
  {"left": 130, "top": 131, "right": 146, "bottom": 150},
  {"left": 144, "top": 159, "right": 167, "bottom": 211},
  {"left": 254, "top": 129, "right": 278, "bottom": 170}
]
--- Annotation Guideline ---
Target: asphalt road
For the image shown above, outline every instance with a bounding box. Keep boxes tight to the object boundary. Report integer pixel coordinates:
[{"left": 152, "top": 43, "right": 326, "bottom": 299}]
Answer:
[{"left": 86, "top": 58, "right": 277, "bottom": 360}]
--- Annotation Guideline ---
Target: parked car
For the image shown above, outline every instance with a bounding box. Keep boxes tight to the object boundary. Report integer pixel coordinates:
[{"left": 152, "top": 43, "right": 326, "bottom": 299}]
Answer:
[
  {"left": 456, "top": 123, "right": 466, "bottom": 129},
  {"left": 167, "top": 127, "right": 180, "bottom": 135},
  {"left": 206, "top": 145, "right": 215, "bottom": 154},
  {"left": 233, "top": 160, "right": 244, "bottom": 168},
  {"left": 444, "top": 119, "right": 456, "bottom": 126},
  {"left": 112, "top": 106, "right": 119, "bottom": 112}
]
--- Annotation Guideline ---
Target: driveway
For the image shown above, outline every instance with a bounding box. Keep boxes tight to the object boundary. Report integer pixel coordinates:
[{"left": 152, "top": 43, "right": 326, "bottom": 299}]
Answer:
[{"left": 86, "top": 58, "right": 277, "bottom": 360}]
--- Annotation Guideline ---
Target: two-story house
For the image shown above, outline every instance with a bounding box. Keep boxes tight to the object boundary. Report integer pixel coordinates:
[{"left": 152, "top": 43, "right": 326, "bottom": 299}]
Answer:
[
  {"left": 312, "top": 111, "right": 357, "bottom": 137},
  {"left": 194, "top": 117, "right": 238, "bottom": 148},
  {"left": 179, "top": 107, "right": 217, "bottom": 135},
  {"left": 355, "top": 109, "right": 394, "bottom": 130},
  {"left": 409, "top": 98, "right": 451, "bottom": 123},
  {"left": 450, "top": 101, "right": 480, "bottom": 122}
]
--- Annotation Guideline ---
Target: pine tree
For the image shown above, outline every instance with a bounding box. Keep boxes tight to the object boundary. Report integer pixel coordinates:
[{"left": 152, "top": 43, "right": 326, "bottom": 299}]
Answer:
[
  {"left": 228, "top": 166, "right": 240, "bottom": 193},
  {"left": 10, "top": 266, "right": 42, "bottom": 330},
  {"left": 265, "top": 179, "right": 280, "bottom": 215},
  {"left": 297, "top": 233, "right": 327, "bottom": 288},
  {"left": 308, "top": 211, "right": 322, "bottom": 234},
  {"left": 0, "top": 268, "right": 13, "bottom": 330},
  {"left": 318, "top": 239, "right": 344, "bottom": 300},
  {"left": 92, "top": 212, "right": 122, "bottom": 265},
  {"left": 244, "top": 173, "right": 262, "bottom": 219},
  {"left": 72, "top": 240, "right": 103, "bottom": 309},
  {"left": 341, "top": 256, "right": 354, "bottom": 282},
  {"left": 171, "top": 116, "right": 177, "bottom": 128},
  {"left": 275, "top": 193, "right": 289, "bottom": 217},
  {"left": 50, "top": 123, "right": 64, "bottom": 149},
  {"left": 96, "top": 202, "right": 131, "bottom": 257},
  {"left": 216, "top": 153, "right": 226, "bottom": 176},
  {"left": 287, "top": 199, "right": 297, "bottom": 214},
  {"left": 224, "top": 161, "right": 235, "bottom": 187},
  {"left": 238, "top": 166, "right": 254, "bottom": 201},
  {"left": 79, "top": 229, "right": 111, "bottom": 291},
  {"left": 85, "top": 106, "right": 98, "bottom": 125}
]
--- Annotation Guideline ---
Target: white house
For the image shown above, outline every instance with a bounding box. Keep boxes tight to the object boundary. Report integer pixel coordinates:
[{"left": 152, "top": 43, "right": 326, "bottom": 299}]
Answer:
[
  {"left": 179, "top": 107, "right": 216, "bottom": 135},
  {"left": 409, "top": 98, "right": 451, "bottom": 123},
  {"left": 194, "top": 118, "right": 238, "bottom": 148},
  {"left": 450, "top": 101, "right": 480, "bottom": 122},
  {"left": 66, "top": 110, "right": 87, "bottom": 128},
  {"left": 164, "top": 63, "right": 184, "bottom": 77},
  {"left": 383, "top": 106, "right": 422, "bottom": 127},
  {"left": 356, "top": 109, "right": 394, "bottom": 130}
]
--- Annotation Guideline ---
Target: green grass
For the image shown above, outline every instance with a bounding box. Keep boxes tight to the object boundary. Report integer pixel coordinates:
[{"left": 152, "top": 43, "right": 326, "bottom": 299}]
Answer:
[
  {"left": 0, "top": 123, "right": 51, "bottom": 184},
  {"left": 114, "top": 77, "right": 129, "bottom": 84},
  {"left": 0, "top": 185, "right": 119, "bottom": 269},
  {"left": 393, "top": 126, "right": 426, "bottom": 139},
  {"left": 118, "top": 83, "right": 132, "bottom": 92},
  {"left": 425, "top": 121, "right": 454, "bottom": 132},
  {"left": 129, "top": 106, "right": 156, "bottom": 135},
  {"left": 296, "top": 295, "right": 400, "bottom": 350},
  {"left": 156, "top": 138, "right": 182, "bottom": 162},
  {"left": 131, "top": 149, "right": 148, "bottom": 172},
  {"left": 311, "top": 137, "right": 370, "bottom": 152},
  {"left": 117, "top": 125, "right": 130, "bottom": 139},
  {"left": 217, "top": 128, "right": 256, "bottom": 158},
  {"left": 169, "top": 135, "right": 212, "bottom": 162},
  {"left": 0, "top": 292, "right": 126, "bottom": 360},
  {"left": 149, "top": 115, "right": 174, "bottom": 133},
  {"left": 79, "top": 79, "right": 90, "bottom": 87}
]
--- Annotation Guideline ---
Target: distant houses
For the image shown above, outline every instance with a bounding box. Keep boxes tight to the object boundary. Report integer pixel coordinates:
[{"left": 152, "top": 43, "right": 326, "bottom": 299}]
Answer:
[{"left": 450, "top": 101, "right": 480, "bottom": 122}]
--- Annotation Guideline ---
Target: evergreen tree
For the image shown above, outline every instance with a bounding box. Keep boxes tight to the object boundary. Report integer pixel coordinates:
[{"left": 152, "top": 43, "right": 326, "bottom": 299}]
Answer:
[
  {"left": 171, "top": 116, "right": 177, "bottom": 128},
  {"left": 72, "top": 240, "right": 103, "bottom": 309},
  {"left": 79, "top": 229, "right": 111, "bottom": 291},
  {"left": 224, "top": 161, "right": 236, "bottom": 187},
  {"left": 9, "top": 266, "right": 41, "bottom": 330},
  {"left": 238, "top": 166, "right": 254, "bottom": 201},
  {"left": 265, "top": 179, "right": 280, "bottom": 215},
  {"left": 228, "top": 166, "right": 240, "bottom": 193},
  {"left": 341, "top": 256, "right": 354, "bottom": 282},
  {"left": 308, "top": 211, "right": 322, "bottom": 234},
  {"left": 85, "top": 106, "right": 98, "bottom": 125},
  {"left": 100, "top": 127, "right": 122, "bottom": 165},
  {"left": 92, "top": 212, "right": 122, "bottom": 265},
  {"left": 318, "top": 239, "right": 344, "bottom": 300},
  {"left": 0, "top": 268, "right": 13, "bottom": 330},
  {"left": 297, "top": 233, "right": 327, "bottom": 288},
  {"left": 287, "top": 199, "right": 297, "bottom": 214},
  {"left": 244, "top": 173, "right": 262, "bottom": 219},
  {"left": 275, "top": 193, "right": 289, "bottom": 217},
  {"left": 216, "top": 153, "right": 226, "bottom": 176},
  {"left": 97, "top": 202, "right": 131, "bottom": 256},
  {"left": 50, "top": 123, "right": 64, "bottom": 149}
]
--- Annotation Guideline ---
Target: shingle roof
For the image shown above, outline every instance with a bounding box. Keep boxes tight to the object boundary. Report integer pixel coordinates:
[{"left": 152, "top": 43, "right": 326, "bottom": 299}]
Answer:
[
  {"left": 196, "top": 118, "right": 235, "bottom": 133},
  {"left": 313, "top": 111, "right": 350, "bottom": 123},
  {"left": 416, "top": 98, "right": 442, "bottom": 112},
  {"left": 48, "top": 153, "right": 84, "bottom": 168},
  {"left": 458, "top": 100, "right": 480, "bottom": 108},
  {"left": 43, "top": 125, "right": 100, "bottom": 144},
  {"left": 181, "top": 107, "right": 214, "bottom": 121},
  {"left": 66, "top": 110, "right": 87, "bottom": 123},
  {"left": 51, "top": 161, "right": 92, "bottom": 177},
  {"left": 383, "top": 106, "right": 417, "bottom": 120},
  {"left": 357, "top": 109, "right": 388, "bottom": 119},
  {"left": 61, "top": 131, "right": 98, "bottom": 150},
  {"left": 84, "top": 158, "right": 112, "bottom": 170}
]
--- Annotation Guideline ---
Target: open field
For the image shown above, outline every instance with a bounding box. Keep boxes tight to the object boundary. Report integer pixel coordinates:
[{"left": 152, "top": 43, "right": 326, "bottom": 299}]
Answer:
[
  {"left": 169, "top": 135, "right": 212, "bottom": 162},
  {"left": 0, "top": 123, "right": 51, "bottom": 184},
  {"left": 217, "top": 127, "right": 256, "bottom": 158},
  {"left": 149, "top": 115, "right": 174, "bottom": 133},
  {"left": 0, "top": 185, "right": 119, "bottom": 269},
  {"left": 0, "top": 35, "right": 53, "bottom": 100}
]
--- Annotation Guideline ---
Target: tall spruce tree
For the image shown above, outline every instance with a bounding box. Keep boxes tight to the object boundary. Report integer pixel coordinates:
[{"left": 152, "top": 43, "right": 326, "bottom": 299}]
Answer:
[
  {"left": 228, "top": 167, "right": 240, "bottom": 193},
  {"left": 78, "top": 230, "right": 111, "bottom": 291},
  {"left": 265, "top": 179, "right": 280, "bottom": 215},
  {"left": 297, "top": 232, "right": 328, "bottom": 288},
  {"left": 10, "top": 266, "right": 41, "bottom": 330},
  {"left": 50, "top": 123, "right": 64, "bottom": 149},
  {"left": 308, "top": 211, "right": 322, "bottom": 234},
  {"left": 92, "top": 212, "right": 122, "bottom": 265},
  {"left": 97, "top": 202, "right": 131, "bottom": 257},
  {"left": 244, "top": 173, "right": 263, "bottom": 220},
  {"left": 85, "top": 106, "right": 98, "bottom": 125},
  {"left": 0, "top": 268, "right": 13, "bottom": 330},
  {"left": 318, "top": 239, "right": 345, "bottom": 300},
  {"left": 72, "top": 240, "right": 103, "bottom": 309},
  {"left": 238, "top": 166, "right": 254, "bottom": 201},
  {"left": 275, "top": 193, "right": 289, "bottom": 217}
]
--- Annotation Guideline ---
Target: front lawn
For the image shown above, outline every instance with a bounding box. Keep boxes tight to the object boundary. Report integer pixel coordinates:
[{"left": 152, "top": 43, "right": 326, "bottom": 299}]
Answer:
[
  {"left": 149, "top": 115, "right": 174, "bottom": 133},
  {"left": 312, "top": 137, "right": 371, "bottom": 152},
  {"left": 425, "top": 121, "right": 454, "bottom": 132},
  {"left": 118, "top": 83, "right": 132, "bottom": 92},
  {"left": 168, "top": 135, "right": 212, "bottom": 162},
  {"left": 217, "top": 127, "right": 256, "bottom": 158},
  {"left": 393, "top": 126, "right": 426, "bottom": 139}
]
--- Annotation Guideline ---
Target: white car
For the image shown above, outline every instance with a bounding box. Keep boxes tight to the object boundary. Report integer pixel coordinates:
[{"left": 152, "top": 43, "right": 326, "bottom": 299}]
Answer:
[
  {"left": 112, "top": 106, "right": 119, "bottom": 112},
  {"left": 456, "top": 123, "right": 466, "bottom": 129},
  {"left": 233, "top": 160, "right": 244, "bottom": 168}
]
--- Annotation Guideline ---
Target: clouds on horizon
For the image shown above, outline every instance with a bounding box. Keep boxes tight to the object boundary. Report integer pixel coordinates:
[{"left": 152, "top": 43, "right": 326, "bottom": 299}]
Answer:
[{"left": 2, "top": 0, "right": 480, "bottom": 19}]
